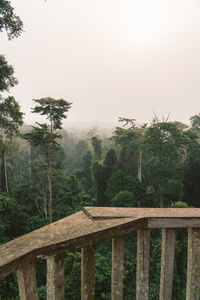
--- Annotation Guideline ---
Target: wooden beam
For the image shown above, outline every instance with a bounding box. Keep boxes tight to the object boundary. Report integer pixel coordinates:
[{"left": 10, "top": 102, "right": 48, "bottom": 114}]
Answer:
[
  {"left": 47, "top": 253, "right": 65, "bottom": 300},
  {"left": 148, "top": 218, "right": 200, "bottom": 228},
  {"left": 160, "top": 229, "right": 176, "bottom": 300},
  {"left": 0, "top": 217, "right": 147, "bottom": 279},
  {"left": 81, "top": 244, "right": 96, "bottom": 300},
  {"left": 17, "top": 260, "right": 38, "bottom": 300},
  {"left": 111, "top": 236, "right": 124, "bottom": 300},
  {"left": 186, "top": 228, "right": 200, "bottom": 300},
  {"left": 136, "top": 229, "right": 150, "bottom": 300}
]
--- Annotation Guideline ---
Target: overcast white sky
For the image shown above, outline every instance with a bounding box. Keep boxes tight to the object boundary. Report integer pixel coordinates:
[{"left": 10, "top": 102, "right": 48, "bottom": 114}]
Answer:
[{"left": 1, "top": 0, "right": 200, "bottom": 126}]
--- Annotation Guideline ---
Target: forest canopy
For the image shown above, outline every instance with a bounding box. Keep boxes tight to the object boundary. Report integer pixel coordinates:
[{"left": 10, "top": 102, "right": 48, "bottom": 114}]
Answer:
[
  {"left": 0, "top": 112, "right": 200, "bottom": 299},
  {"left": 1, "top": 2, "right": 200, "bottom": 299}
]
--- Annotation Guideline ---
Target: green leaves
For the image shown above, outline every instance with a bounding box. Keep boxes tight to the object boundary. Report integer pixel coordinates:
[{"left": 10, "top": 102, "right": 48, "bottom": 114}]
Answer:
[
  {"left": 91, "top": 136, "right": 102, "bottom": 159},
  {"left": 23, "top": 123, "right": 61, "bottom": 149},
  {"left": 111, "top": 190, "right": 136, "bottom": 207},
  {"left": 0, "top": 55, "right": 18, "bottom": 92},
  {"left": 0, "top": 0, "right": 23, "bottom": 39},
  {"left": 141, "top": 122, "right": 188, "bottom": 206},
  {"left": 32, "top": 97, "right": 72, "bottom": 130},
  {"left": 0, "top": 55, "right": 23, "bottom": 136},
  {"left": 0, "top": 4, "right": 23, "bottom": 136},
  {"left": 23, "top": 98, "right": 72, "bottom": 223},
  {"left": 190, "top": 113, "right": 200, "bottom": 133},
  {"left": 0, "top": 96, "right": 23, "bottom": 135}
]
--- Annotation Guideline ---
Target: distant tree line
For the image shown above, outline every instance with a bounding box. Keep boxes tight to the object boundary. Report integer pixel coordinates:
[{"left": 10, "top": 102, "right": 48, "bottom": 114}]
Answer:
[{"left": 1, "top": 1, "right": 200, "bottom": 299}]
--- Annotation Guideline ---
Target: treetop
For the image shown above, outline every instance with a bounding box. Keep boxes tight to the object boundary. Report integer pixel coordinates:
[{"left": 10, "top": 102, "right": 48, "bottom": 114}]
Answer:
[{"left": 32, "top": 97, "right": 72, "bottom": 130}]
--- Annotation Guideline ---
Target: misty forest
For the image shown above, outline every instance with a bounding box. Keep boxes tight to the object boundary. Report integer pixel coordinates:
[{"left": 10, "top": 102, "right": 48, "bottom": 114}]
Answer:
[{"left": 1, "top": 1, "right": 200, "bottom": 299}]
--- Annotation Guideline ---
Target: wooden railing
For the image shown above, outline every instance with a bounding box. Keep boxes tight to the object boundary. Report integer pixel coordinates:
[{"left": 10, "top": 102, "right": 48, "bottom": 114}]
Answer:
[{"left": 1, "top": 207, "right": 200, "bottom": 300}]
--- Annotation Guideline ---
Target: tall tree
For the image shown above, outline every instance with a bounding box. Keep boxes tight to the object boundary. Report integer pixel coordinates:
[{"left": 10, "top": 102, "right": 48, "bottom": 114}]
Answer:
[
  {"left": 182, "top": 129, "right": 200, "bottom": 207},
  {"left": 190, "top": 113, "right": 200, "bottom": 136},
  {"left": 0, "top": 1, "right": 24, "bottom": 193},
  {"left": 141, "top": 121, "right": 187, "bottom": 207},
  {"left": 0, "top": 60, "right": 23, "bottom": 193},
  {"left": 23, "top": 97, "right": 71, "bottom": 223},
  {"left": 113, "top": 118, "right": 147, "bottom": 181},
  {"left": 82, "top": 149, "right": 93, "bottom": 188},
  {"left": 0, "top": 3, "right": 23, "bottom": 134},
  {"left": 91, "top": 136, "right": 102, "bottom": 160},
  {"left": 92, "top": 148, "right": 118, "bottom": 206}
]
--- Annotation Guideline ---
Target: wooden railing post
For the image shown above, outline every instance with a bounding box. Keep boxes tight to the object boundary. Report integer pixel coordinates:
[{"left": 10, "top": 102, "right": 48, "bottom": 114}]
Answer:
[
  {"left": 17, "top": 260, "right": 38, "bottom": 300},
  {"left": 47, "top": 253, "right": 65, "bottom": 300},
  {"left": 111, "top": 236, "right": 124, "bottom": 300},
  {"left": 81, "top": 244, "right": 96, "bottom": 300},
  {"left": 136, "top": 229, "right": 150, "bottom": 300},
  {"left": 186, "top": 228, "right": 200, "bottom": 300},
  {"left": 159, "top": 228, "right": 176, "bottom": 300}
]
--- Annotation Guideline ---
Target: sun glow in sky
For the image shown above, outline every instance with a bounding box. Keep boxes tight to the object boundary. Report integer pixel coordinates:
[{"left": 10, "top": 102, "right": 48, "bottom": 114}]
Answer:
[
  {"left": 0, "top": 0, "right": 200, "bottom": 126},
  {"left": 109, "top": 0, "right": 171, "bottom": 45}
]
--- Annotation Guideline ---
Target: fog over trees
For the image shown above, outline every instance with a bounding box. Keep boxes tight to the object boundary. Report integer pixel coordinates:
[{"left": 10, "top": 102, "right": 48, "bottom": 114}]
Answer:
[{"left": 1, "top": 2, "right": 200, "bottom": 299}]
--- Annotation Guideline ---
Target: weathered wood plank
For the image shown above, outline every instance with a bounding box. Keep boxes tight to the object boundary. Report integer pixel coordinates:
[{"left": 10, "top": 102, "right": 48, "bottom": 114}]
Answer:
[
  {"left": 159, "top": 228, "right": 176, "bottom": 300},
  {"left": 186, "top": 228, "right": 200, "bottom": 300},
  {"left": 2, "top": 208, "right": 200, "bottom": 280},
  {"left": 148, "top": 218, "right": 200, "bottom": 228},
  {"left": 0, "top": 211, "right": 146, "bottom": 279},
  {"left": 46, "top": 253, "right": 65, "bottom": 300},
  {"left": 111, "top": 236, "right": 124, "bottom": 300},
  {"left": 136, "top": 229, "right": 150, "bottom": 300},
  {"left": 85, "top": 207, "right": 200, "bottom": 219},
  {"left": 81, "top": 244, "right": 96, "bottom": 300},
  {"left": 17, "top": 260, "right": 38, "bottom": 300}
]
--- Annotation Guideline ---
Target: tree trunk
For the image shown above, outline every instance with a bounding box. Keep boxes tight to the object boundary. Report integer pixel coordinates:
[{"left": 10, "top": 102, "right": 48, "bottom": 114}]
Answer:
[
  {"left": 43, "top": 190, "right": 48, "bottom": 221},
  {"left": 159, "top": 182, "right": 164, "bottom": 208},
  {"left": 28, "top": 144, "right": 32, "bottom": 184},
  {"left": 3, "top": 152, "right": 9, "bottom": 194},
  {"left": 138, "top": 150, "right": 142, "bottom": 183},
  {"left": 47, "top": 144, "right": 52, "bottom": 224}
]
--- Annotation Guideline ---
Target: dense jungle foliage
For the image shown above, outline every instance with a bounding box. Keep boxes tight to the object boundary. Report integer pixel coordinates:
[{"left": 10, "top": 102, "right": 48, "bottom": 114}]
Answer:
[
  {"left": 0, "top": 112, "right": 200, "bottom": 299},
  {"left": 1, "top": 1, "right": 200, "bottom": 299}
]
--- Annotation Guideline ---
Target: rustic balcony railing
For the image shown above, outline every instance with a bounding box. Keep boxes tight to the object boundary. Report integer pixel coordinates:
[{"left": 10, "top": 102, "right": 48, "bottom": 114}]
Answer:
[{"left": 1, "top": 207, "right": 200, "bottom": 300}]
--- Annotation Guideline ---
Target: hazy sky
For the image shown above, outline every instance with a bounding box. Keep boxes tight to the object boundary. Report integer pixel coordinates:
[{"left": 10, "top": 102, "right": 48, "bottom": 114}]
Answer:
[{"left": 1, "top": 0, "right": 200, "bottom": 126}]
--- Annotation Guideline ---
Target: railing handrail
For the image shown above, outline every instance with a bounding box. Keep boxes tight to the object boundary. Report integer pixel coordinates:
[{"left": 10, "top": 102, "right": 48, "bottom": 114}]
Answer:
[
  {"left": 1, "top": 207, "right": 200, "bottom": 279},
  {"left": 1, "top": 207, "right": 200, "bottom": 300}
]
